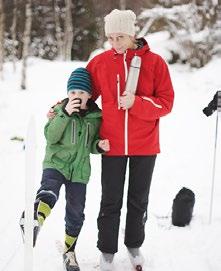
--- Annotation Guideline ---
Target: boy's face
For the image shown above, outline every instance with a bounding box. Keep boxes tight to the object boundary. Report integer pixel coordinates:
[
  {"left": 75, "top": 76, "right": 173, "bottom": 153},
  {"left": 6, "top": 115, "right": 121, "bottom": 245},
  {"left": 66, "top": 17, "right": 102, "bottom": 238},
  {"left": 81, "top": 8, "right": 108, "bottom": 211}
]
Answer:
[
  {"left": 68, "top": 90, "right": 91, "bottom": 109},
  {"left": 107, "top": 33, "right": 136, "bottom": 54}
]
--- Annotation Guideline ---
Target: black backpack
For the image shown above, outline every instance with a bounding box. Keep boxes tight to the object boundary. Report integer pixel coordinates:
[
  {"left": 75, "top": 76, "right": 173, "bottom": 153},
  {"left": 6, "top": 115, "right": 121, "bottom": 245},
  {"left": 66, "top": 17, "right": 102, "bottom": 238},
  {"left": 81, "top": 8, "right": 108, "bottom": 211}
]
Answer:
[{"left": 172, "top": 187, "right": 195, "bottom": 227}]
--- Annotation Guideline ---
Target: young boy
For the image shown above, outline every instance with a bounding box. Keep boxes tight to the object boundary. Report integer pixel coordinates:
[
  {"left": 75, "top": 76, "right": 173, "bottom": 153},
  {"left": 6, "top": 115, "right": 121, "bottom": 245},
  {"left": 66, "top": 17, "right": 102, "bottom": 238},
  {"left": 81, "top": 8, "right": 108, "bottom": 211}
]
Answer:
[{"left": 20, "top": 67, "right": 110, "bottom": 271}]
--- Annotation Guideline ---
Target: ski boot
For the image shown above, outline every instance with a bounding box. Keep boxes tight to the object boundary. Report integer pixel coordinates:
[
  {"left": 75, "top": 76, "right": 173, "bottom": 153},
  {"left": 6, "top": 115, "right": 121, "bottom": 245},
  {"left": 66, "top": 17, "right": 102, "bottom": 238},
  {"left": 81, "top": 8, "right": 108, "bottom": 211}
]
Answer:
[
  {"left": 63, "top": 251, "right": 80, "bottom": 271},
  {"left": 19, "top": 211, "right": 41, "bottom": 247},
  {"left": 127, "top": 247, "right": 144, "bottom": 271},
  {"left": 100, "top": 253, "right": 114, "bottom": 271}
]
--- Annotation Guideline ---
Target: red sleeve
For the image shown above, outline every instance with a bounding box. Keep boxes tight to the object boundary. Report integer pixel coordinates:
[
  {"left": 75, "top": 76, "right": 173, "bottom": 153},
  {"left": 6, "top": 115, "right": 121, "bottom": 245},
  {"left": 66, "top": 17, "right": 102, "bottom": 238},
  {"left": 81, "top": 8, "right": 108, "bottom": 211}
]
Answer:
[
  {"left": 129, "top": 56, "right": 174, "bottom": 121},
  {"left": 86, "top": 57, "right": 101, "bottom": 101}
]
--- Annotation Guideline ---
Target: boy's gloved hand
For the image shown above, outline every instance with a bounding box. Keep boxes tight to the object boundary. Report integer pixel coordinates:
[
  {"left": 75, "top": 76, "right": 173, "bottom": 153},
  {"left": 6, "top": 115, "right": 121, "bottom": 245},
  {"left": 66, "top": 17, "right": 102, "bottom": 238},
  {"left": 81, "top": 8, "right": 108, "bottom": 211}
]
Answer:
[{"left": 98, "top": 139, "right": 110, "bottom": 152}]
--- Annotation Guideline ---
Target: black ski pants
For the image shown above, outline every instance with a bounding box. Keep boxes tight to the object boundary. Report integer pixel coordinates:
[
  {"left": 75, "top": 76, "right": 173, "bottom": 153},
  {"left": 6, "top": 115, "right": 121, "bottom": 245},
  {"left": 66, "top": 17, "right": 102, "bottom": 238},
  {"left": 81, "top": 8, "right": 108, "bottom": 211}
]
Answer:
[{"left": 97, "top": 155, "right": 156, "bottom": 254}]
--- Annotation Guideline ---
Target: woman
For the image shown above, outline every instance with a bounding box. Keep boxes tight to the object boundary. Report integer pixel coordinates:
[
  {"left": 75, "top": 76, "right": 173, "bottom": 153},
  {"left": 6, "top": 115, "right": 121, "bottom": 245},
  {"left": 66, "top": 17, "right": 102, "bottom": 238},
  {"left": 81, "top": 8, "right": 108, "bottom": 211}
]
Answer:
[{"left": 86, "top": 9, "right": 174, "bottom": 271}]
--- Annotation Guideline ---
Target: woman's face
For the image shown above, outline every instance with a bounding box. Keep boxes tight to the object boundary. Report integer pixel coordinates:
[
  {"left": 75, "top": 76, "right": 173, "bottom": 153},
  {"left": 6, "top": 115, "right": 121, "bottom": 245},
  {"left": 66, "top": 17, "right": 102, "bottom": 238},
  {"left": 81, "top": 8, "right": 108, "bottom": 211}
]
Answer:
[{"left": 107, "top": 33, "right": 136, "bottom": 54}]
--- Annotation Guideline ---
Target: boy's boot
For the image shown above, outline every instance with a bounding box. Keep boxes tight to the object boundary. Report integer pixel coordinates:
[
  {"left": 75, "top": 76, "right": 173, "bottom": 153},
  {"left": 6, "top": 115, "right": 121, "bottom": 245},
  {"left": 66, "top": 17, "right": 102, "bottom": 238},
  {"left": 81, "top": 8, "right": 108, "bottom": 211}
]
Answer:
[
  {"left": 63, "top": 251, "right": 80, "bottom": 271},
  {"left": 100, "top": 253, "right": 114, "bottom": 271},
  {"left": 19, "top": 211, "right": 41, "bottom": 247},
  {"left": 19, "top": 200, "right": 51, "bottom": 246},
  {"left": 127, "top": 247, "right": 144, "bottom": 271},
  {"left": 63, "top": 233, "right": 80, "bottom": 271}
]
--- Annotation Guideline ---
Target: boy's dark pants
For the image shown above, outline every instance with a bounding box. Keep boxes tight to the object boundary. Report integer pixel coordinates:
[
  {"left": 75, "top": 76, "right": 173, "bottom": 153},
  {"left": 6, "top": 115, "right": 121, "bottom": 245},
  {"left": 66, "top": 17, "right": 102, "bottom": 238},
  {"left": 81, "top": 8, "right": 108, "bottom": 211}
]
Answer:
[
  {"left": 97, "top": 155, "right": 156, "bottom": 254},
  {"left": 36, "top": 168, "right": 86, "bottom": 248}
]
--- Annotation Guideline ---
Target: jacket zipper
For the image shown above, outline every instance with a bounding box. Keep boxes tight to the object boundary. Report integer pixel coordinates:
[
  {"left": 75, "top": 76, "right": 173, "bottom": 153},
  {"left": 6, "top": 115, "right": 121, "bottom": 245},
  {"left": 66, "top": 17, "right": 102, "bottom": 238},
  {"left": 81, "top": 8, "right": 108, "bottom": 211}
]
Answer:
[
  {"left": 71, "top": 120, "right": 76, "bottom": 144},
  {"left": 85, "top": 123, "right": 90, "bottom": 147},
  {"left": 124, "top": 51, "right": 129, "bottom": 155},
  {"left": 117, "top": 74, "right": 120, "bottom": 110}
]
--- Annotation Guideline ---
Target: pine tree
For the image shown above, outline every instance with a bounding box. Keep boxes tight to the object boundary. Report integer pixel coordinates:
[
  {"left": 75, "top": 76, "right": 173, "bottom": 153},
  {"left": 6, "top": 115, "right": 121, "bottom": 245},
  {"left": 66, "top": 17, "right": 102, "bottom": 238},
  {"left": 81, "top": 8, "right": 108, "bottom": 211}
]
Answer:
[
  {"left": 71, "top": 0, "right": 98, "bottom": 61},
  {"left": 54, "top": 0, "right": 63, "bottom": 59},
  {"left": 11, "top": 0, "right": 17, "bottom": 71},
  {"left": 138, "top": 1, "right": 221, "bottom": 67}
]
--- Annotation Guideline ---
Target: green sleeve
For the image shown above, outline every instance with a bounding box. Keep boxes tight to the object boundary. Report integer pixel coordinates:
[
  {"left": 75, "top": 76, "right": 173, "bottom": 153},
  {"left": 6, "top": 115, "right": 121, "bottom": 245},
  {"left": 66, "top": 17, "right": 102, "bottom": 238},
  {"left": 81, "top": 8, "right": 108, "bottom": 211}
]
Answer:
[
  {"left": 90, "top": 118, "right": 104, "bottom": 154},
  {"left": 91, "top": 138, "right": 102, "bottom": 154},
  {"left": 44, "top": 106, "right": 71, "bottom": 144}
]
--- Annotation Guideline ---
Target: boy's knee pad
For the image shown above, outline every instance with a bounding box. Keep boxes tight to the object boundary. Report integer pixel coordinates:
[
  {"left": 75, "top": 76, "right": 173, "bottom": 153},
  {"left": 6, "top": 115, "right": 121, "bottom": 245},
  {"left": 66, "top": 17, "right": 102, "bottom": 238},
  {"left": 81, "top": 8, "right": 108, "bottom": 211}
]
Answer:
[{"left": 36, "top": 189, "right": 58, "bottom": 208}]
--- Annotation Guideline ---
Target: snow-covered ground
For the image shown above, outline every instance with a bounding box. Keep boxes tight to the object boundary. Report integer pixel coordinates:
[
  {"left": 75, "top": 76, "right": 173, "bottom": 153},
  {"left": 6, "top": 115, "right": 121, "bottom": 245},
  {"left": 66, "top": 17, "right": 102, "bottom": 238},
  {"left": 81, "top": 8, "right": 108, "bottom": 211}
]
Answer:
[{"left": 1, "top": 37, "right": 221, "bottom": 271}]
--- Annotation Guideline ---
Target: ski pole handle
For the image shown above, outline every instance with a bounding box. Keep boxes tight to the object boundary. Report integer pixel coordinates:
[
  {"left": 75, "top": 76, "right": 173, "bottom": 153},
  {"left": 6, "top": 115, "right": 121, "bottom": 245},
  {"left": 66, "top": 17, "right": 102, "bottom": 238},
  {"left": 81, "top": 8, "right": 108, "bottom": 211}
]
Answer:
[{"left": 217, "top": 90, "right": 221, "bottom": 112}]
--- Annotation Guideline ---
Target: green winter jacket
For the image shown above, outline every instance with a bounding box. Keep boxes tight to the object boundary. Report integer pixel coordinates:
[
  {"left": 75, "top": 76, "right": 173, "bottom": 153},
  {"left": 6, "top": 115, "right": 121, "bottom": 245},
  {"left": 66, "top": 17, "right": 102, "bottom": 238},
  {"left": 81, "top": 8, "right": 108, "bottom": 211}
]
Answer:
[{"left": 43, "top": 99, "right": 102, "bottom": 184}]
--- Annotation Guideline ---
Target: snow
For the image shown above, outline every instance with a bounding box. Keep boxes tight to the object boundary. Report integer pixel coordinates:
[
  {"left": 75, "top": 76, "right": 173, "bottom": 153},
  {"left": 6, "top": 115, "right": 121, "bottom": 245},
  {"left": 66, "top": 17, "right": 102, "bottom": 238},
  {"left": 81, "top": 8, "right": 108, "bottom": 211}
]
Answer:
[{"left": 1, "top": 44, "right": 221, "bottom": 271}]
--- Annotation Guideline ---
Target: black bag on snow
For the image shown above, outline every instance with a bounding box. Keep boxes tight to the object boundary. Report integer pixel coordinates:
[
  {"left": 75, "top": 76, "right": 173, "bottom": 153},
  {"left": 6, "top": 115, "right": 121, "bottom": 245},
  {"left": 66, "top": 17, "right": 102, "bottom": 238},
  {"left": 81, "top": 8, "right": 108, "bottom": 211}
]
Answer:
[{"left": 172, "top": 187, "right": 195, "bottom": 227}]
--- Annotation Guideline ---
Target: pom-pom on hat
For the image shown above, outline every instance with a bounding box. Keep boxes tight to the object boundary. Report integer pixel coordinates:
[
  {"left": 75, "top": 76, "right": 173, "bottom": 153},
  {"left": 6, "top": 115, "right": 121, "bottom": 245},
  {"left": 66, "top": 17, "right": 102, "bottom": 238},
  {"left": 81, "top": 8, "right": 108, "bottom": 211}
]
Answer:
[
  {"left": 104, "top": 9, "right": 136, "bottom": 37},
  {"left": 67, "top": 67, "right": 91, "bottom": 94}
]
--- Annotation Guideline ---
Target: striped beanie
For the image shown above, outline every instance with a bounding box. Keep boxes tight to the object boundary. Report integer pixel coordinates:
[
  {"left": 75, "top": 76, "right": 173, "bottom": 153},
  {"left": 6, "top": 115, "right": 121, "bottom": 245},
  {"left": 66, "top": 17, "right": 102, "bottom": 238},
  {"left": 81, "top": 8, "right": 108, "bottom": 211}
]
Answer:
[{"left": 67, "top": 67, "right": 91, "bottom": 94}]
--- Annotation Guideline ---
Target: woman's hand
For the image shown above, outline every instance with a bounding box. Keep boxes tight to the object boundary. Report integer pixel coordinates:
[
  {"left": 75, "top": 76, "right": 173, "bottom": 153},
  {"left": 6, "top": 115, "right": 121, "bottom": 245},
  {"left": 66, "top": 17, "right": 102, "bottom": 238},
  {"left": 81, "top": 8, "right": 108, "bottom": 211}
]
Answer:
[
  {"left": 47, "top": 108, "right": 56, "bottom": 119},
  {"left": 119, "top": 91, "right": 135, "bottom": 109}
]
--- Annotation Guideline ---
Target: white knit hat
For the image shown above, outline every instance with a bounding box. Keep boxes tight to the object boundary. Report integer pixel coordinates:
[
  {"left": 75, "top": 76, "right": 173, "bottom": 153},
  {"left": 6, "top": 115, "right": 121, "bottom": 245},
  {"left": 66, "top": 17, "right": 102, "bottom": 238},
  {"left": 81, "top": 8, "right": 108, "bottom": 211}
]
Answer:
[{"left": 104, "top": 9, "right": 136, "bottom": 37}]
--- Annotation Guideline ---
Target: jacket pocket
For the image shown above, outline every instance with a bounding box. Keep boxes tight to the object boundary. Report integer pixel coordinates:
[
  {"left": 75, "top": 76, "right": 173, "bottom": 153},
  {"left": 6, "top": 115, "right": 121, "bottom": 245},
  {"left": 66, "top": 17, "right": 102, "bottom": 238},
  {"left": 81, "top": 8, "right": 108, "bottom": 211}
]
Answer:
[{"left": 51, "top": 150, "right": 72, "bottom": 170}]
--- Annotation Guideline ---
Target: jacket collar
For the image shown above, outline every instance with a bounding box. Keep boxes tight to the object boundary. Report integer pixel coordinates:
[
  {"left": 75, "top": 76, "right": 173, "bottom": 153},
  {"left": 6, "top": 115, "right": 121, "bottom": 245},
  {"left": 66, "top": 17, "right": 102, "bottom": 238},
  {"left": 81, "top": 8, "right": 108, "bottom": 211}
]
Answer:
[
  {"left": 111, "top": 38, "right": 150, "bottom": 58},
  {"left": 78, "top": 99, "right": 101, "bottom": 117},
  {"left": 86, "top": 99, "right": 100, "bottom": 113}
]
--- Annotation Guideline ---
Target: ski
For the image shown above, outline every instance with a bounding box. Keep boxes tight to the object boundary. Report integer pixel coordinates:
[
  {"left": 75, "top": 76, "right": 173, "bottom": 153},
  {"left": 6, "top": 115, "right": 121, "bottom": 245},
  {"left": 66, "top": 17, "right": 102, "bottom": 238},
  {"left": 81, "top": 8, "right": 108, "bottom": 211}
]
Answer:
[
  {"left": 23, "top": 116, "right": 37, "bottom": 271},
  {"left": 55, "top": 239, "right": 64, "bottom": 254}
]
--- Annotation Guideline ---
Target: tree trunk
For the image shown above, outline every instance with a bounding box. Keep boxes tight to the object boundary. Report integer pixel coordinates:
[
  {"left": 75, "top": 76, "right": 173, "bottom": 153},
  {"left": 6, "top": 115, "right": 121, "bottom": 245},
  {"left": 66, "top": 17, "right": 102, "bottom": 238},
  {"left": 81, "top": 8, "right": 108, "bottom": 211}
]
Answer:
[
  {"left": 63, "top": 0, "right": 73, "bottom": 61},
  {"left": 119, "top": 0, "right": 126, "bottom": 10},
  {"left": 0, "top": 0, "right": 5, "bottom": 80},
  {"left": 54, "top": 0, "right": 63, "bottom": 59},
  {"left": 11, "top": 0, "right": 17, "bottom": 72},
  {"left": 21, "top": 0, "right": 32, "bottom": 90}
]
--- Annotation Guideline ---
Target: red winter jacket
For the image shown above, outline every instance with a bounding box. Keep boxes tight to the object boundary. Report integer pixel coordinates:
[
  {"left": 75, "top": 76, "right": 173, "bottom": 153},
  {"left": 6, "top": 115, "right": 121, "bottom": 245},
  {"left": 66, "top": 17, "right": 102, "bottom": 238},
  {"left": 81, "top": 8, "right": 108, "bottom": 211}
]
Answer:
[{"left": 87, "top": 38, "right": 174, "bottom": 156}]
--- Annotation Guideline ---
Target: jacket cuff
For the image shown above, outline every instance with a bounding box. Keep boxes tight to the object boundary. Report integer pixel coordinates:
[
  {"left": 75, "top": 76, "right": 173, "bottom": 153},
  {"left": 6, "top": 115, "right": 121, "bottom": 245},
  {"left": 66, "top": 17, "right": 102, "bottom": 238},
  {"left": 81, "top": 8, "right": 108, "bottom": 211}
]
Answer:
[
  {"left": 96, "top": 142, "right": 106, "bottom": 153},
  {"left": 57, "top": 108, "right": 71, "bottom": 122}
]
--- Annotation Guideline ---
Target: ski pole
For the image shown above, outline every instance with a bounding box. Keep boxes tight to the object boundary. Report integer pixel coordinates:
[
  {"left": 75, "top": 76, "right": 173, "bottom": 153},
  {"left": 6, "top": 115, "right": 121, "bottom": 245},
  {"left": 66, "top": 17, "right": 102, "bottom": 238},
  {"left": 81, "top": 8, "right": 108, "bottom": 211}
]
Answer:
[
  {"left": 24, "top": 116, "right": 37, "bottom": 271},
  {"left": 208, "top": 91, "right": 221, "bottom": 224}
]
